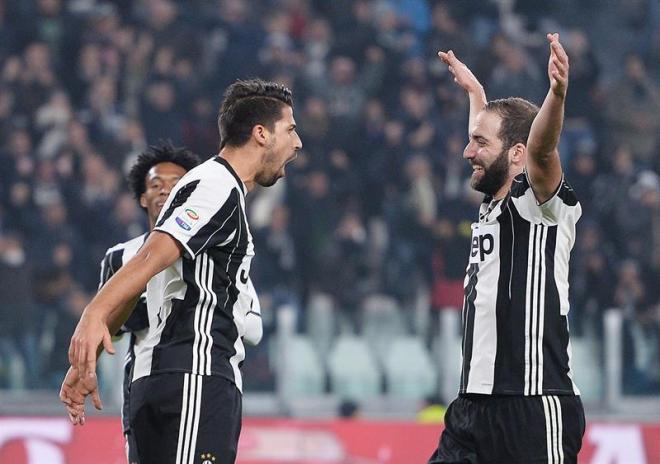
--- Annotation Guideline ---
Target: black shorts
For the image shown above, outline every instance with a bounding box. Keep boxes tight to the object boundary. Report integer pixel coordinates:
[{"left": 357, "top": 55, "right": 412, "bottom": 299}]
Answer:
[
  {"left": 129, "top": 372, "right": 242, "bottom": 464},
  {"left": 428, "top": 394, "right": 585, "bottom": 464}
]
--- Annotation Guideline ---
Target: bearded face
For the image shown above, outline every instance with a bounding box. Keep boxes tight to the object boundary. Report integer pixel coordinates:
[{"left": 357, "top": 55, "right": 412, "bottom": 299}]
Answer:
[{"left": 470, "top": 146, "right": 510, "bottom": 195}]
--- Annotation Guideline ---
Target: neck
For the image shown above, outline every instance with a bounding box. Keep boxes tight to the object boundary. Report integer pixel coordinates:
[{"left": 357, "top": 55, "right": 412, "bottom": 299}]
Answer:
[
  {"left": 493, "top": 183, "right": 510, "bottom": 200},
  {"left": 493, "top": 169, "right": 523, "bottom": 200},
  {"left": 218, "top": 145, "right": 261, "bottom": 192}
]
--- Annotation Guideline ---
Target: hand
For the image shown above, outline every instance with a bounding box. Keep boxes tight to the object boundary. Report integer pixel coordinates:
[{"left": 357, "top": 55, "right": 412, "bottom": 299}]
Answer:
[
  {"left": 437, "top": 50, "right": 482, "bottom": 93},
  {"left": 68, "top": 312, "right": 115, "bottom": 380},
  {"left": 59, "top": 366, "right": 104, "bottom": 425},
  {"left": 59, "top": 366, "right": 86, "bottom": 425},
  {"left": 547, "top": 33, "right": 569, "bottom": 98}
]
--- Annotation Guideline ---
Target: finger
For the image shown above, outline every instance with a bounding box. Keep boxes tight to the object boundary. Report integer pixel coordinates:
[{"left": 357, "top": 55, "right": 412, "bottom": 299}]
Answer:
[
  {"left": 103, "top": 330, "right": 115, "bottom": 355},
  {"left": 67, "top": 404, "right": 85, "bottom": 419},
  {"left": 552, "top": 58, "right": 565, "bottom": 73},
  {"left": 552, "top": 41, "right": 569, "bottom": 64},
  {"left": 81, "top": 346, "right": 98, "bottom": 379},
  {"left": 68, "top": 411, "right": 82, "bottom": 426},
  {"left": 448, "top": 50, "right": 461, "bottom": 65},
  {"left": 91, "top": 387, "right": 103, "bottom": 411}
]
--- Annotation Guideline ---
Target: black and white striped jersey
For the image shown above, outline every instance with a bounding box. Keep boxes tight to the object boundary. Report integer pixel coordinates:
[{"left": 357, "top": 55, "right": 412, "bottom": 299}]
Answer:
[
  {"left": 459, "top": 172, "right": 582, "bottom": 396},
  {"left": 100, "top": 233, "right": 150, "bottom": 334},
  {"left": 132, "top": 157, "right": 259, "bottom": 393}
]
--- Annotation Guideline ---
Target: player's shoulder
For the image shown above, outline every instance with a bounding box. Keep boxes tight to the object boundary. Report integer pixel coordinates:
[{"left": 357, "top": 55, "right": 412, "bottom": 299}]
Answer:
[
  {"left": 511, "top": 172, "right": 579, "bottom": 207},
  {"left": 104, "top": 233, "right": 148, "bottom": 257}
]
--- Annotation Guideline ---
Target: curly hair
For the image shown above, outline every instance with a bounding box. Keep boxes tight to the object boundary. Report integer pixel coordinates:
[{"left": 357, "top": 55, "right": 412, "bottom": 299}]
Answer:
[
  {"left": 127, "top": 141, "right": 201, "bottom": 201},
  {"left": 218, "top": 78, "right": 294, "bottom": 149}
]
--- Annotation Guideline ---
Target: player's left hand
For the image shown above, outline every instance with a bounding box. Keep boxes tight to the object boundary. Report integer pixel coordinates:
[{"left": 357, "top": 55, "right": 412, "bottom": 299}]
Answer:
[
  {"left": 59, "top": 366, "right": 88, "bottom": 425},
  {"left": 547, "top": 33, "right": 569, "bottom": 98}
]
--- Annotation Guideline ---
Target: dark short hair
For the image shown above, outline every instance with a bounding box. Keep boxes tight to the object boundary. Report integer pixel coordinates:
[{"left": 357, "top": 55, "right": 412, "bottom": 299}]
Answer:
[
  {"left": 127, "top": 140, "right": 201, "bottom": 201},
  {"left": 218, "top": 79, "right": 293, "bottom": 149},
  {"left": 484, "top": 97, "right": 539, "bottom": 150}
]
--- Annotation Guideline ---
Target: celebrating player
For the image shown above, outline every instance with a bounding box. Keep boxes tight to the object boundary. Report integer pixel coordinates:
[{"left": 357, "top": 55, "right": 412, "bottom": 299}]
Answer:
[
  {"left": 62, "top": 79, "right": 301, "bottom": 463},
  {"left": 429, "top": 34, "right": 585, "bottom": 463}
]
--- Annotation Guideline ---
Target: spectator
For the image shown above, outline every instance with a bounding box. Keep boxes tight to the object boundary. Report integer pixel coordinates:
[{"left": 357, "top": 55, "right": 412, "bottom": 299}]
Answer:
[
  {"left": 604, "top": 53, "right": 660, "bottom": 164},
  {"left": 0, "top": 0, "right": 654, "bottom": 399},
  {"left": 0, "top": 233, "right": 39, "bottom": 389}
]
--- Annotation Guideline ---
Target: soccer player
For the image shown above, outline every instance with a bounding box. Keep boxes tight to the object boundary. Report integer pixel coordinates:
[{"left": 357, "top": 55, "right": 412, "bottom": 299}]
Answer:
[
  {"left": 429, "top": 34, "right": 585, "bottom": 463},
  {"left": 61, "top": 79, "right": 301, "bottom": 463}
]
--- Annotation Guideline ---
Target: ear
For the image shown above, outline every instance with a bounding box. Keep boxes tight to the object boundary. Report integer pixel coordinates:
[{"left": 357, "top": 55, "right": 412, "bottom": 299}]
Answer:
[
  {"left": 252, "top": 124, "right": 269, "bottom": 147},
  {"left": 139, "top": 194, "right": 148, "bottom": 209},
  {"left": 509, "top": 143, "right": 526, "bottom": 165}
]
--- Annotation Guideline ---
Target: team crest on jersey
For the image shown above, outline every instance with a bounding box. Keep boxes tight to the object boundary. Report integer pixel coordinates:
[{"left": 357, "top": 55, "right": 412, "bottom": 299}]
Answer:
[
  {"left": 200, "top": 453, "right": 216, "bottom": 463},
  {"left": 175, "top": 216, "right": 192, "bottom": 231}
]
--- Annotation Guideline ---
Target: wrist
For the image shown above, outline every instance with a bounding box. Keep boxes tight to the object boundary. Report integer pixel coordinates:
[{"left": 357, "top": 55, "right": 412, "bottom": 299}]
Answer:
[{"left": 81, "top": 308, "right": 109, "bottom": 326}]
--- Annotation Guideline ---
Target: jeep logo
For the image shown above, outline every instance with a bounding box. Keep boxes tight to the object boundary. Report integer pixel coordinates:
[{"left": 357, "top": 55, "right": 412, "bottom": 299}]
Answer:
[{"left": 471, "top": 233, "right": 494, "bottom": 262}]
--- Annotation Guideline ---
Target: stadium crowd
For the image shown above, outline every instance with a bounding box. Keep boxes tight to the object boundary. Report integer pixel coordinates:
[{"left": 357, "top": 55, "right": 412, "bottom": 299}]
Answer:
[{"left": 0, "top": 0, "right": 658, "bottom": 396}]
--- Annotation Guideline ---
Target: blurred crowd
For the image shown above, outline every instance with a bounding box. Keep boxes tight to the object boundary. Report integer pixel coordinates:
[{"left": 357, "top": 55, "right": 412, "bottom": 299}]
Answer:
[{"left": 0, "top": 0, "right": 658, "bottom": 395}]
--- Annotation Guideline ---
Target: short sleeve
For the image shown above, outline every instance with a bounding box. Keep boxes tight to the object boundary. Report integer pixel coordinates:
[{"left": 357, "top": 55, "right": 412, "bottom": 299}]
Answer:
[
  {"left": 154, "top": 174, "right": 242, "bottom": 259},
  {"left": 99, "top": 245, "right": 149, "bottom": 334},
  {"left": 511, "top": 172, "right": 582, "bottom": 225},
  {"left": 537, "top": 176, "right": 581, "bottom": 223},
  {"left": 98, "top": 248, "right": 123, "bottom": 290}
]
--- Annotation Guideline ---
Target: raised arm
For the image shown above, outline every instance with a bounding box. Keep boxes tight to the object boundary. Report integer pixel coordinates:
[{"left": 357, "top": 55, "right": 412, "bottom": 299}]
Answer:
[
  {"left": 525, "top": 33, "right": 569, "bottom": 203},
  {"left": 438, "top": 50, "right": 488, "bottom": 134}
]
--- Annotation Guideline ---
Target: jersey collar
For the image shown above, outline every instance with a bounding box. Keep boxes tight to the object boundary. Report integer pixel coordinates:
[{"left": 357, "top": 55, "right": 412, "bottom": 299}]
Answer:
[{"left": 214, "top": 156, "right": 247, "bottom": 196}]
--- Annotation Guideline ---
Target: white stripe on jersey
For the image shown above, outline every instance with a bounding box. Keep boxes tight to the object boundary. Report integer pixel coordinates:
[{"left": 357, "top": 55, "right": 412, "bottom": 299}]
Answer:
[
  {"left": 196, "top": 253, "right": 215, "bottom": 376},
  {"left": 203, "top": 257, "right": 217, "bottom": 375},
  {"left": 526, "top": 224, "right": 548, "bottom": 395},
  {"left": 224, "top": 206, "right": 246, "bottom": 392},
  {"left": 556, "top": 237, "right": 581, "bottom": 395},
  {"left": 524, "top": 225, "right": 534, "bottom": 396},
  {"left": 537, "top": 226, "right": 548, "bottom": 394}
]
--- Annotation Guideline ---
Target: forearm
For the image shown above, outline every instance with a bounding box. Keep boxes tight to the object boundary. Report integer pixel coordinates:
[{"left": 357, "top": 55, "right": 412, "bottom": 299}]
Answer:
[
  {"left": 527, "top": 89, "right": 565, "bottom": 162},
  {"left": 467, "top": 85, "right": 487, "bottom": 134},
  {"left": 82, "top": 257, "right": 155, "bottom": 328},
  {"left": 81, "top": 231, "right": 181, "bottom": 329}
]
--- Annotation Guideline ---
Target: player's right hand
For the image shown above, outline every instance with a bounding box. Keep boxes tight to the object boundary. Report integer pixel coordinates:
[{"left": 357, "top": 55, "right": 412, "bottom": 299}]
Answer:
[{"left": 437, "top": 50, "right": 482, "bottom": 93}]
